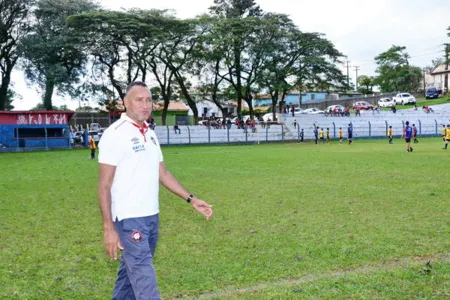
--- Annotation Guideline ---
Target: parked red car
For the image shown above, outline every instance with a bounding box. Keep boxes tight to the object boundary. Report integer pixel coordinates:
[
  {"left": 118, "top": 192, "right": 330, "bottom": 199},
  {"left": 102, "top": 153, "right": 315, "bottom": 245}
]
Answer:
[{"left": 353, "top": 101, "right": 374, "bottom": 110}]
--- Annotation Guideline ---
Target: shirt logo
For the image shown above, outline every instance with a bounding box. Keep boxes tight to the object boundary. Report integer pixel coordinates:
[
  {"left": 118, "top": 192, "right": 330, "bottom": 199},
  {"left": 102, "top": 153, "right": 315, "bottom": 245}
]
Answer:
[
  {"left": 131, "top": 230, "right": 143, "bottom": 242},
  {"left": 133, "top": 144, "right": 145, "bottom": 152},
  {"left": 131, "top": 137, "right": 140, "bottom": 144}
]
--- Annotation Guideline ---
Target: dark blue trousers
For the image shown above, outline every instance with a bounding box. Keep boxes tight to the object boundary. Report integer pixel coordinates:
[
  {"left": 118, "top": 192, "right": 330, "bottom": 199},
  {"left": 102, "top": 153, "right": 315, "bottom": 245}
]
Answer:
[{"left": 113, "top": 215, "right": 160, "bottom": 300}]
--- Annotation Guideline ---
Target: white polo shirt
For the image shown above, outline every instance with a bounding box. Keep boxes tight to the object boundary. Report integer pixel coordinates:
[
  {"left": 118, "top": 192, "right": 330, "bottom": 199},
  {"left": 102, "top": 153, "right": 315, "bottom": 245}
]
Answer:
[{"left": 99, "top": 113, "right": 164, "bottom": 221}]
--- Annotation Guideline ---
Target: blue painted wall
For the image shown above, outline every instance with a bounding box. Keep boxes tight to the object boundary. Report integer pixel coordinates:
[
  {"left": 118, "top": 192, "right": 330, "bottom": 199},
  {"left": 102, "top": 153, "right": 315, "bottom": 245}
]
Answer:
[
  {"left": 0, "top": 124, "right": 70, "bottom": 148},
  {"left": 254, "top": 92, "right": 328, "bottom": 106}
]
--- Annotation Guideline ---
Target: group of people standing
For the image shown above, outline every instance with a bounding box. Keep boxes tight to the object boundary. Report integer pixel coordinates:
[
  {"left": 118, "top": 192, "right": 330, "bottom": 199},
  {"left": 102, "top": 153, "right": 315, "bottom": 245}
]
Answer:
[
  {"left": 388, "top": 123, "right": 419, "bottom": 147},
  {"left": 313, "top": 123, "right": 353, "bottom": 145}
]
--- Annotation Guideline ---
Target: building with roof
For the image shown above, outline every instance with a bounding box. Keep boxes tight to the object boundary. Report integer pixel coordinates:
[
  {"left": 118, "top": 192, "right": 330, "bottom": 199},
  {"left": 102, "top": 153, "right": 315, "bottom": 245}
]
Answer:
[
  {"left": 0, "top": 111, "right": 74, "bottom": 150},
  {"left": 425, "top": 64, "right": 450, "bottom": 90}
]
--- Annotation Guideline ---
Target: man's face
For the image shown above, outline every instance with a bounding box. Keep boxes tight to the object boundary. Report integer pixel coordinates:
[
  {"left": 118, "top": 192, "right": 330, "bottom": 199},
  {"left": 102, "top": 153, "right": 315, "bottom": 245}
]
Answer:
[{"left": 124, "top": 86, "right": 152, "bottom": 123}]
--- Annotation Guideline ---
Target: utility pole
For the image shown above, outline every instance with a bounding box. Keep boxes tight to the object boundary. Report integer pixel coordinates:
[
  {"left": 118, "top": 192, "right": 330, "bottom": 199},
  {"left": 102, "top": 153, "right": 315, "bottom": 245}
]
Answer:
[
  {"left": 353, "top": 66, "right": 360, "bottom": 91},
  {"left": 444, "top": 43, "right": 449, "bottom": 90},
  {"left": 345, "top": 60, "right": 351, "bottom": 92},
  {"left": 422, "top": 67, "right": 427, "bottom": 94}
]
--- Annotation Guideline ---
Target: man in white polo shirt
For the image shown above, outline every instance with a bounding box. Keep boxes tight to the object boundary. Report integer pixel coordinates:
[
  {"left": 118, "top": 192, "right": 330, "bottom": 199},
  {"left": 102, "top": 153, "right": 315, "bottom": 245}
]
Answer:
[{"left": 98, "top": 81, "right": 213, "bottom": 300}]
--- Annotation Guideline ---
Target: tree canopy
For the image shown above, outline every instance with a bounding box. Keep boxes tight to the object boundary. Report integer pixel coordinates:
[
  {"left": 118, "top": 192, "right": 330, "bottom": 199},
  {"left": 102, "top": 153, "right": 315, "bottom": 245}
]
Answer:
[
  {"left": 374, "top": 45, "right": 423, "bottom": 92},
  {"left": 0, "top": 0, "right": 34, "bottom": 110},
  {"left": 20, "top": 0, "right": 98, "bottom": 110},
  {"left": 0, "top": 0, "right": 370, "bottom": 118}
]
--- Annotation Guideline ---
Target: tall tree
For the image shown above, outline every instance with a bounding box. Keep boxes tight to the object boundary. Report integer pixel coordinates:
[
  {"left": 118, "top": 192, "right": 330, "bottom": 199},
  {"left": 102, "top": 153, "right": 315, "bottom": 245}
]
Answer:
[
  {"left": 424, "top": 57, "right": 444, "bottom": 73},
  {"left": 0, "top": 0, "right": 34, "bottom": 110},
  {"left": 4, "top": 88, "right": 16, "bottom": 110},
  {"left": 255, "top": 14, "right": 299, "bottom": 118},
  {"left": 256, "top": 16, "right": 345, "bottom": 119},
  {"left": 21, "top": 0, "right": 98, "bottom": 110},
  {"left": 155, "top": 17, "right": 208, "bottom": 123},
  {"left": 209, "top": 0, "right": 263, "bottom": 118},
  {"left": 357, "top": 75, "right": 376, "bottom": 95},
  {"left": 67, "top": 9, "right": 168, "bottom": 104},
  {"left": 374, "top": 45, "right": 422, "bottom": 92},
  {"left": 193, "top": 15, "right": 232, "bottom": 119},
  {"left": 209, "top": 0, "right": 262, "bottom": 18}
]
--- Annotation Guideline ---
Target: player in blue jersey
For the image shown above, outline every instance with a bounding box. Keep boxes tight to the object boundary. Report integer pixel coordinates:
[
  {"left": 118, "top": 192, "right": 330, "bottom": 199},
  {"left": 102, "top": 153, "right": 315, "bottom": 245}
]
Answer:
[
  {"left": 402, "top": 121, "right": 413, "bottom": 152},
  {"left": 347, "top": 123, "right": 353, "bottom": 145},
  {"left": 314, "top": 126, "right": 319, "bottom": 144}
]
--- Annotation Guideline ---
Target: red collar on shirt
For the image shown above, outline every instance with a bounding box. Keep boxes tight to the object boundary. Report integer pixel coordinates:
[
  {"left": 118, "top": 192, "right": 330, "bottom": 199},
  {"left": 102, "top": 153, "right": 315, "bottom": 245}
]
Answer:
[{"left": 130, "top": 122, "right": 149, "bottom": 142}]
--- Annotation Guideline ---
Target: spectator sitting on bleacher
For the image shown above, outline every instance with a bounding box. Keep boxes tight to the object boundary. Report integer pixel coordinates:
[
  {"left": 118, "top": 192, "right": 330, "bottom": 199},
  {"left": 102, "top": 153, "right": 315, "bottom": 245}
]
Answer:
[
  {"left": 422, "top": 106, "right": 434, "bottom": 113},
  {"left": 174, "top": 122, "right": 181, "bottom": 134}
]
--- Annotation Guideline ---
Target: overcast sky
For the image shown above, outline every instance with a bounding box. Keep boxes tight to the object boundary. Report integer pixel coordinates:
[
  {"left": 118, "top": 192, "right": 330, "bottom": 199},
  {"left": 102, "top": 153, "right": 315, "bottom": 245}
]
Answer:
[{"left": 11, "top": 0, "right": 450, "bottom": 110}]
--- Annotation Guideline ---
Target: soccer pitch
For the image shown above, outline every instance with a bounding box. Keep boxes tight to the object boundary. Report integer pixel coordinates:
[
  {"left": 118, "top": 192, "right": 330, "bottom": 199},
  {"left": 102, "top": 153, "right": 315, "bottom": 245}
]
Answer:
[{"left": 1, "top": 138, "right": 450, "bottom": 299}]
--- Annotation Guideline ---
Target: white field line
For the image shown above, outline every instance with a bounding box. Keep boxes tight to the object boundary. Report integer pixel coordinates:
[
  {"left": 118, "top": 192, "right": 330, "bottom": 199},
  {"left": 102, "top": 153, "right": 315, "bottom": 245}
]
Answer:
[{"left": 181, "top": 253, "right": 450, "bottom": 299}]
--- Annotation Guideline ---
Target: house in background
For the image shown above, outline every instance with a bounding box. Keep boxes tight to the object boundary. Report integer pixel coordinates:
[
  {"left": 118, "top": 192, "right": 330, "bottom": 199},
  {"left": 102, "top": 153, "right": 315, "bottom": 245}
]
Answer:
[
  {"left": 425, "top": 64, "right": 450, "bottom": 90},
  {"left": 99, "top": 99, "right": 192, "bottom": 126},
  {"left": 152, "top": 101, "right": 191, "bottom": 125},
  {"left": 195, "top": 101, "right": 238, "bottom": 119}
]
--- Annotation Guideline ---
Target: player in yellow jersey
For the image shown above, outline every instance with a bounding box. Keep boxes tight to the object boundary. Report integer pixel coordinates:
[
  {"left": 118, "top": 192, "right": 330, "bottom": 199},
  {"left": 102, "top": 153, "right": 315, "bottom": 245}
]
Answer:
[
  {"left": 387, "top": 126, "right": 393, "bottom": 144},
  {"left": 444, "top": 125, "right": 450, "bottom": 150},
  {"left": 441, "top": 125, "right": 446, "bottom": 141},
  {"left": 319, "top": 128, "right": 325, "bottom": 143},
  {"left": 338, "top": 127, "right": 343, "bottom": 144}
]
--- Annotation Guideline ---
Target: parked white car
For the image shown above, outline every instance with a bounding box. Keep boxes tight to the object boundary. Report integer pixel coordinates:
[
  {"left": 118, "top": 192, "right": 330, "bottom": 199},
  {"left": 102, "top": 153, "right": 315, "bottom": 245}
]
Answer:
[
  {"left": 262, "top": 113, "right": 283, "bottom": 122},
  {"left": 73, "top": 131, "right": 84, "bottom": 144},
  {"left": 301, "top": 108, "right": 325, "bottom": 114},
  {"left": 293, "top": 107, "right": 304, "bottom": 116},
  {"left": 393, "top": 93, "right": 416, "bottom": 105},
  {"left": 377, "top": 97, "right": 395, "bottom": 107}
]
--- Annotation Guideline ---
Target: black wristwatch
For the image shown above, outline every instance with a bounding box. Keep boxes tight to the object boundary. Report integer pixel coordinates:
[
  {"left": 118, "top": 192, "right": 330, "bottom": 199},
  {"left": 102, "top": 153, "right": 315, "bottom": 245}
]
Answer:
[{"left": 186, "top": 194, "right": 194, "bottom": 203}]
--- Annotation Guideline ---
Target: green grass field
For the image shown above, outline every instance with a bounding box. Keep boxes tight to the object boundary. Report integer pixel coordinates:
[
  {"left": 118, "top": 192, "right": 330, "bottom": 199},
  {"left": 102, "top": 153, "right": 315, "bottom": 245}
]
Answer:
[{"left": 1, "top": 138, "right": 450, "bottom": 299}]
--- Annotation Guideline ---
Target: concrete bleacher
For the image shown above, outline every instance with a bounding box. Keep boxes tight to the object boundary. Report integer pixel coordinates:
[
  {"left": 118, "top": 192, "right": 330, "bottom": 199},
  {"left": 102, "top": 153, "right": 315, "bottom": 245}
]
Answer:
[
  {"left": 153, "top": 105, "right": 450, "bottom": 145},
  {"left": 154, "top": 125, "right": 285, "bottom": 145}
]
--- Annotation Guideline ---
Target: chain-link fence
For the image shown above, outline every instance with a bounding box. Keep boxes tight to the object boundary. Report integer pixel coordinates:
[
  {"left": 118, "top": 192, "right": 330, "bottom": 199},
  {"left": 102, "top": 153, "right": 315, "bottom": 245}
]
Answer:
[
  {"left": 1, "top": 109, "right": 448, "bottom": 152},
  {"left": 153, "top": 112, "right": 449, "bottom": 145}
]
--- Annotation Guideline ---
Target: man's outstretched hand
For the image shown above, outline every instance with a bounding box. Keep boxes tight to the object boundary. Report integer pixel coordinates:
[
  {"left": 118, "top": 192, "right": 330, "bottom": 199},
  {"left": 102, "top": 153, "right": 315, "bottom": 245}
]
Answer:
[{"left": 192, "top": 199, "right": 213, "bottom": 219}]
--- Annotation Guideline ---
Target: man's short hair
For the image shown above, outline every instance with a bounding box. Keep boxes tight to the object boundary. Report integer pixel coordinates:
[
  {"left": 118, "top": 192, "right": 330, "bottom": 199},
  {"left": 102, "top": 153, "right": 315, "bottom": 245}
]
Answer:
[
  {"left": 125, "top": 81, "right": 152, "bottom": 98},
  {"left": 405, "top": 121, "right": 409, "bottom": 125}
]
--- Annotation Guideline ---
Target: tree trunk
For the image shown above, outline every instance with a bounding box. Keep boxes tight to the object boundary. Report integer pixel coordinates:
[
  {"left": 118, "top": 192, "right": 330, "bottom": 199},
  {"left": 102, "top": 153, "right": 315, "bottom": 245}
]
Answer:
[
  {"left": 174, "top": 72, "right": 198, "bottom": 124},
  {"left": 244, "top": 94, "right": 254, "bottom": 120},
  {"left": 234, "top": 49, "right": 243, "bottom": 118},
  {"left": 108, "top": 65, "right": 125, "bottom": 100},
  {"left": 221, "top": 107, "right": 229, "bottom": 119},
  {"left": 0, "top": 76, "right": 10, "bottom": 111},
  {"left": 43, "top": 77, "right": 55, "bottom": 110},
  {"left": 271, "top": 90, "right": 279, "bottom": 121},
  {"left": 161, "top": 97, "right": 169, "bottom": 125}
]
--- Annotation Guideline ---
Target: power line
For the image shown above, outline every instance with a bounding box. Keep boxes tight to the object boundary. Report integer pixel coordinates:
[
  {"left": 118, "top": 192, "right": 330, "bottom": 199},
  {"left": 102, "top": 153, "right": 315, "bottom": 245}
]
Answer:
[{"left": 353, "top": 50, "right": 446, "bottom": 67}]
